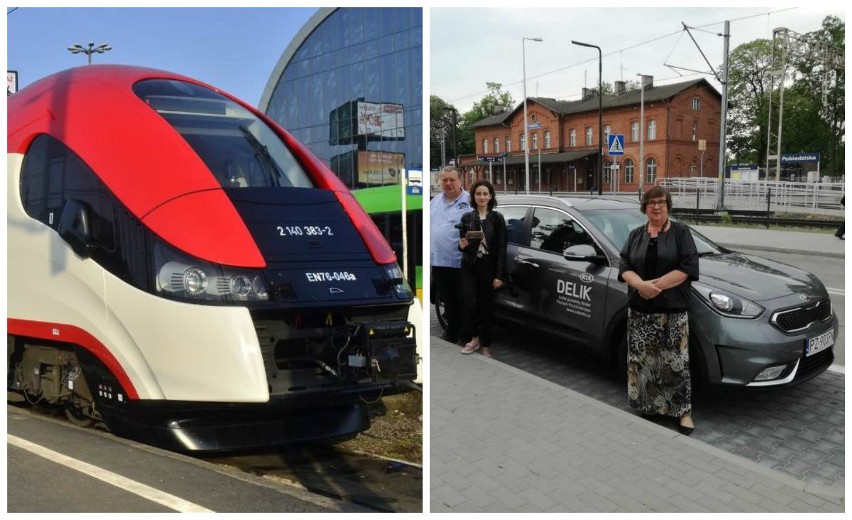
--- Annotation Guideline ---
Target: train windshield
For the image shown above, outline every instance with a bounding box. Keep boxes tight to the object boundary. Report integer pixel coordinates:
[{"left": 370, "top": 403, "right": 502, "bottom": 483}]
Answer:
[{"left": 134, "top": 79, "right": 314, "bottom": 189}]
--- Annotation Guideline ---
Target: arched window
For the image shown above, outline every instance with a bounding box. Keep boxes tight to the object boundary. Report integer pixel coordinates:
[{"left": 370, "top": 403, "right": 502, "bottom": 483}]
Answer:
[
  {"left": 646, "top": 157, "right": 657, "bottom": 183},
  {"left": 482, "top": 138, "right": 488, "bottom": 154},
  {"left": 494, "top": 137, "right": 500, "bottom": 154},
  {"left": 624, "top": 159, "right": 634, "bottom": 184},
  {"left": 506, "top": 136, "right": 511, "bottom": 153}
]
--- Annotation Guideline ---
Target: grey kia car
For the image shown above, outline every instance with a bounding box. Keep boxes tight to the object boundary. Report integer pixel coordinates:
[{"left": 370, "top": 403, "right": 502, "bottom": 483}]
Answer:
[{"left": 437, "top": 195, "right": 836, "bottom": 387}]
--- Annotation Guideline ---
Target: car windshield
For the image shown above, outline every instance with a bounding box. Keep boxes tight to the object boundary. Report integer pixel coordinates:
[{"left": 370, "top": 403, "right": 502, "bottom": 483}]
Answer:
[
  {"left": 582, "top": 208, "right": 725, "bottom": 255},
  {"left": 133, "top": 79, "right": 314, "bottom": 189}
]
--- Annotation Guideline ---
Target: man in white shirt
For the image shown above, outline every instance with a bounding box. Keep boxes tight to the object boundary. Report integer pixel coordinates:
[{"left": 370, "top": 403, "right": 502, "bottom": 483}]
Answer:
[{"left": 430, "top": 166, "right": 471, "bottom": 344}]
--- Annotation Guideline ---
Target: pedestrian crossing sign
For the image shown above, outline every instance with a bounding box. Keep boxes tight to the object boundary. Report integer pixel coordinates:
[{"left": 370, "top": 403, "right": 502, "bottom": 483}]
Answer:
[{"left": 607, "top": 134, "right": 624, "bottom": 156}]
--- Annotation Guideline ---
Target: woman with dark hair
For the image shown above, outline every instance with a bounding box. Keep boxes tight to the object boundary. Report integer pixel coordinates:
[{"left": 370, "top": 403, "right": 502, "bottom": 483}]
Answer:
[
  {"left": 457, "top": 179, "right": 507, "bottom": 358},
  {"left": 618, "top": 186, "right": 700, "bottom": 435}
]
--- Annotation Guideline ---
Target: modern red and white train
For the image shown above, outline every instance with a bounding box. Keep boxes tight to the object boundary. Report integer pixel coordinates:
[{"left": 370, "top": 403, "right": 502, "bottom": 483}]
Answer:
[{"left": 7, "top": 65, "right": 421, "bottom": 452}]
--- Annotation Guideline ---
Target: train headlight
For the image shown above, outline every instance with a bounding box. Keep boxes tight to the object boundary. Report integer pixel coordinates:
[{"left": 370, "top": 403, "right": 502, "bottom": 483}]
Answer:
[
  {"left": 230, "top": 275, "right": 253, "bottom": 299},
  {"left": 154, "top": 241, "right": 269, "bottom": 304},
  {"left": 183, "top": 267, "right": 208, "bottom": 296},
  {"left": 382, "top": 263, "right": 413, "bottom": 299}
]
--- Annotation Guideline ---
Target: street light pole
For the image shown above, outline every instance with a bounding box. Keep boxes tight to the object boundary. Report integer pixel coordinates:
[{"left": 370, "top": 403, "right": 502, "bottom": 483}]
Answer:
[
  {"left": 523, "top": 37, "right": 542, "bottom": 195},
  {"left": 67, "top": 42, "right": 112, "bottom": 65},
  {"left": 637, "top": 73, "right": 647, "bottom": 201},
  {"left": 572, "top": 40, "right": 602, "bottom": 196}
]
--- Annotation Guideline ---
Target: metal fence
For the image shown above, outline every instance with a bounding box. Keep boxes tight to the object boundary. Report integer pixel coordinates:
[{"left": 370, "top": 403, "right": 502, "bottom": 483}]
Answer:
[{"left": 658, "top": 178, "right": 845, "bottom": 217}]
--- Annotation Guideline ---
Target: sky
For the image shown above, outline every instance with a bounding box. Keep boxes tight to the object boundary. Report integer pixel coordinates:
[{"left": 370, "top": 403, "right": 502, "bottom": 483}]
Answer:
[
  {"left": 431, "top": 4, "right": 845, "bottom": 114},
  {"left": 6, "top": 7, "right": 318, "bottom": 108}
]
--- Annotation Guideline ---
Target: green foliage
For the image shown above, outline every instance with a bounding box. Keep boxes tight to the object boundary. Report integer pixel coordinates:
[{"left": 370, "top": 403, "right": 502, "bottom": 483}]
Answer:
[
  {"left": 429, "top": 95, "right": 458, "bottom": 168},
  {"left": 719, "top": 211, "right": 732, "bottom": 226},
  {"left": 724, "top": 16, "right": 844, "bottom": 175},
  {"left": 457, "top": 83, "right": 515, "bottom": 157}
]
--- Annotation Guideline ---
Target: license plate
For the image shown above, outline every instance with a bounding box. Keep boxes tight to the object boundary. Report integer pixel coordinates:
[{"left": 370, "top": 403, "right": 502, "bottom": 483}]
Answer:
[{"left": 805, "top": 329, "right": 834, "bottom": 357}]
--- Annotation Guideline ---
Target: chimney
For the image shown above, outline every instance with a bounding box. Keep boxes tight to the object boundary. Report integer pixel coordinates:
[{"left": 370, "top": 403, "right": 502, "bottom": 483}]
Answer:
[
  {"left": 640, "top": 74, "right": 653, "bottom": 91},
  {"left": 582, "top": 87, "right": 599, "bottom": 100},
  {"left": 614, "top": 81, "right": 626, "bottom": 96}
]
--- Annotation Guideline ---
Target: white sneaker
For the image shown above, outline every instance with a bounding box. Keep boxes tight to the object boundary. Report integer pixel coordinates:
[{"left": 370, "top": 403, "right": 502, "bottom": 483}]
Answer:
[{"left": 461, "top": 342, "right": 480, "bottom": 354}]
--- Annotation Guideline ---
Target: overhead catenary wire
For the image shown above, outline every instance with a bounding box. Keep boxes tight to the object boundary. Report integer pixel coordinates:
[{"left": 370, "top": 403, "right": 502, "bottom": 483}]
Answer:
[{"left": 442, "top": 7, "right": 808, "bottom": 108}]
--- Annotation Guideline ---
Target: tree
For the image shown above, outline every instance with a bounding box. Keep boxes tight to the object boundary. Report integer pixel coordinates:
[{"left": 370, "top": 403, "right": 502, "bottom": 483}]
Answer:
[
  {"left": 429, "top": 95, "right": 458, "bottom": 168},
  {"left": 722, "top": 16, "right": 844, "bottom": 175},
  {"left": 458, "top": 83, "right": 515, "bottom": 157}
]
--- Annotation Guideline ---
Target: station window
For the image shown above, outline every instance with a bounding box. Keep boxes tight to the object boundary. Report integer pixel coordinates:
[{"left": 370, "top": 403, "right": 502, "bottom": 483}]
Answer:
[
  {"left": 692, "top": 97, "right": 700, "bottom": 111},
  {"left": 585, "top": 127, "right": 593, "bottom": 146},
  {"left": 647, "top": 120, "right": 657, "bottom": 141},
  {"left": 569, "top": 129, "right": 576, "bottom": 147},
  {"left": 631, "top": 122, "right": 639, "bottom": 142}
]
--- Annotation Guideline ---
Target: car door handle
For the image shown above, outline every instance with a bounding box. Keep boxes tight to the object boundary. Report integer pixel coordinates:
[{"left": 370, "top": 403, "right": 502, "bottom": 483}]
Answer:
[{"left": 517, "top": 258, "right": 539, "bottom": 268}]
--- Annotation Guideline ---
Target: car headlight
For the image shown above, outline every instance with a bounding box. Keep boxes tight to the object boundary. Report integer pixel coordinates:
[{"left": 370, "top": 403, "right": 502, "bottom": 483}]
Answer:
[
  {"left": 382, "top": 263, "right": 413, "bottom": 299},
  {"left": 692, "top": 282, "right": 764, "bottom": 318},
  {"left": 153, "top": 241, "right": 269, "bottom": 303}
]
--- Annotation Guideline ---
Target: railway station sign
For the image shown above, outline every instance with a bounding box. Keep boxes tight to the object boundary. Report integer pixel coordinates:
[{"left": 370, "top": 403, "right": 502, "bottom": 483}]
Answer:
[{"left": 781, "top": 153, "right": 820, "bottom": 163}]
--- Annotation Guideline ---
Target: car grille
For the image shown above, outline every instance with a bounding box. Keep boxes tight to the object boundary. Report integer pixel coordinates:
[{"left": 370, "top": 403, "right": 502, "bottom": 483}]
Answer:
[{"left": 771, "top": 299, "right": 831, "bottom": 332}]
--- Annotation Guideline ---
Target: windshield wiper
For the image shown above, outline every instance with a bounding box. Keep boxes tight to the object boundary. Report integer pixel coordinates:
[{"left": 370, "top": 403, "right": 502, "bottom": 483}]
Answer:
[{"left": 239, "top": 125, "right": 283, "bottom": 187}]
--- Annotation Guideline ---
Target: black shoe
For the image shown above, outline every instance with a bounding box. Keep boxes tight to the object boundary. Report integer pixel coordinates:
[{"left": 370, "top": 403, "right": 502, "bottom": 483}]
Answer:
[{"left": 678, "top": 424, "right": 695, "bottom": 436}]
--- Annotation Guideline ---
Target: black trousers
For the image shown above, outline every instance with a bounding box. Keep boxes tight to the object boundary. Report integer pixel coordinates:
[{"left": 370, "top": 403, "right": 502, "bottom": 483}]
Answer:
[
  {"left": 460, "top": 258, "right": 497, "bottom": 347},
  {"left": 433, "top": 266, "right": 464, "bottom": 342}
]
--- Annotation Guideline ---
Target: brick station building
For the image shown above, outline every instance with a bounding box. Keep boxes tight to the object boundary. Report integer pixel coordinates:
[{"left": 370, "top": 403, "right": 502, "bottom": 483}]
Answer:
[{"left": 461, "top": 76, "right": 722, "bottom": 193}]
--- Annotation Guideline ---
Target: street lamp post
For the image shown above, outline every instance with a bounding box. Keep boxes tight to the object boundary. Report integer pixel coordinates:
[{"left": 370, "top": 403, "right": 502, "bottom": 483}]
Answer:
[
  {"left": 572, "top": 40, "right": 602, "bottom": 196},
  {"left": 636, "top": 73, "right": 647, "bottom": 201},
  {"left": 67, "top": 42, "right": 112, "bottom": 65},
  {"left": 523, "top": 37, "right": 542, "bottom": 195}
]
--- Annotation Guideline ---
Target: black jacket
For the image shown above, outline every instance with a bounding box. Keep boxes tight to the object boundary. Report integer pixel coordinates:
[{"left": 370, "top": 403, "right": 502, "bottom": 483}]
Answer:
[
  {"left": 458, "top": 209, "right": 508, "bottom": 282},
  {"left": 618, "top": 219, "right": 699, "bottom": 312}
]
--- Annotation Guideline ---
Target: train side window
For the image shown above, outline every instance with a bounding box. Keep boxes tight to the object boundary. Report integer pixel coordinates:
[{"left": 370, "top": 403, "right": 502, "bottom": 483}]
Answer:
[{"left": 20, "top": 134, "right": 117, "bottom": 251}]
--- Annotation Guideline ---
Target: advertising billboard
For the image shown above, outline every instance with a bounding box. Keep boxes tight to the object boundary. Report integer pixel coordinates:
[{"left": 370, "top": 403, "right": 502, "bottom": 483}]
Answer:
[
  {"left": 329, "top": 99, "right": 405, "bottom": 145},
  {"left": 330, "top": 150, "right": 406, "bottom": 187}
]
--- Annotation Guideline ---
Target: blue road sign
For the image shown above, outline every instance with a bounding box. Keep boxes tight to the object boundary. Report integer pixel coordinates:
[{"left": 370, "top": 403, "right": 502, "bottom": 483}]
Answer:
[
  {"left": 607, "top": 134, "right": 624, "bottom": 156},
  {"left": 407, "top": 186, "right": 422, "bottom": 196},
  {"left": 527, "top": 122, "right": 541, "bottom": 130}
]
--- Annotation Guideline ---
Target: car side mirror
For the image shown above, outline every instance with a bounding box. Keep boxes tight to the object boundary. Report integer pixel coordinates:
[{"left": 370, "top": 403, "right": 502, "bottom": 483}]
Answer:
[
  {"left": 563, "top": 244, "right": 606, "bottom": 264},
  {"left": 57, "top": 199, "right": 93, "bottom": 258}
]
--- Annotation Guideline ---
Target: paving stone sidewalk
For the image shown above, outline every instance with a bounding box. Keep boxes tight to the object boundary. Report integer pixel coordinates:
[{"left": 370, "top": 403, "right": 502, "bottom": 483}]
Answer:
[{"left": 430, "top": 338, "right": 844, "bottom": 513}]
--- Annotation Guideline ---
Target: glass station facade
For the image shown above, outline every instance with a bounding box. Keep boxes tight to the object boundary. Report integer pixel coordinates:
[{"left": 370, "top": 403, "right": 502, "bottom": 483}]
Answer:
[{"left": 261, "top": 8, "right": 423, "bottom": 189}]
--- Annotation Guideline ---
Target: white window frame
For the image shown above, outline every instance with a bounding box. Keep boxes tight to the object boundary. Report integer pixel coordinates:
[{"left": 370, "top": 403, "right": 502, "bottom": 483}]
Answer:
[
  {"left": 648, "top": 120, "right": 656, "bottom": 141},
  {"left": 569, "top": 129, "right": 576, "bottom": 147},
  {"left": 483, "top": 138, "right": 488, "bottom": 154},
  {"left": 631, "top": 121, "right": 639, "bottom": 142},
  {"left": 624, "top": 159, "right": 634, "bottom": 184},
  {"left": 646, "top": 158, "right": 657, "bottom": 183},
  {"left": 495, "top": 137, "right": 500, "bottom": 154},
  {"left": 585, "top": 126, "right": 593, "bottom": 145},
  {"left": 692, "top": 97, "right": 700, "bottom": 111},
  {"left": 544, "top": 130, "right": 551, "bottom": 149}
]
